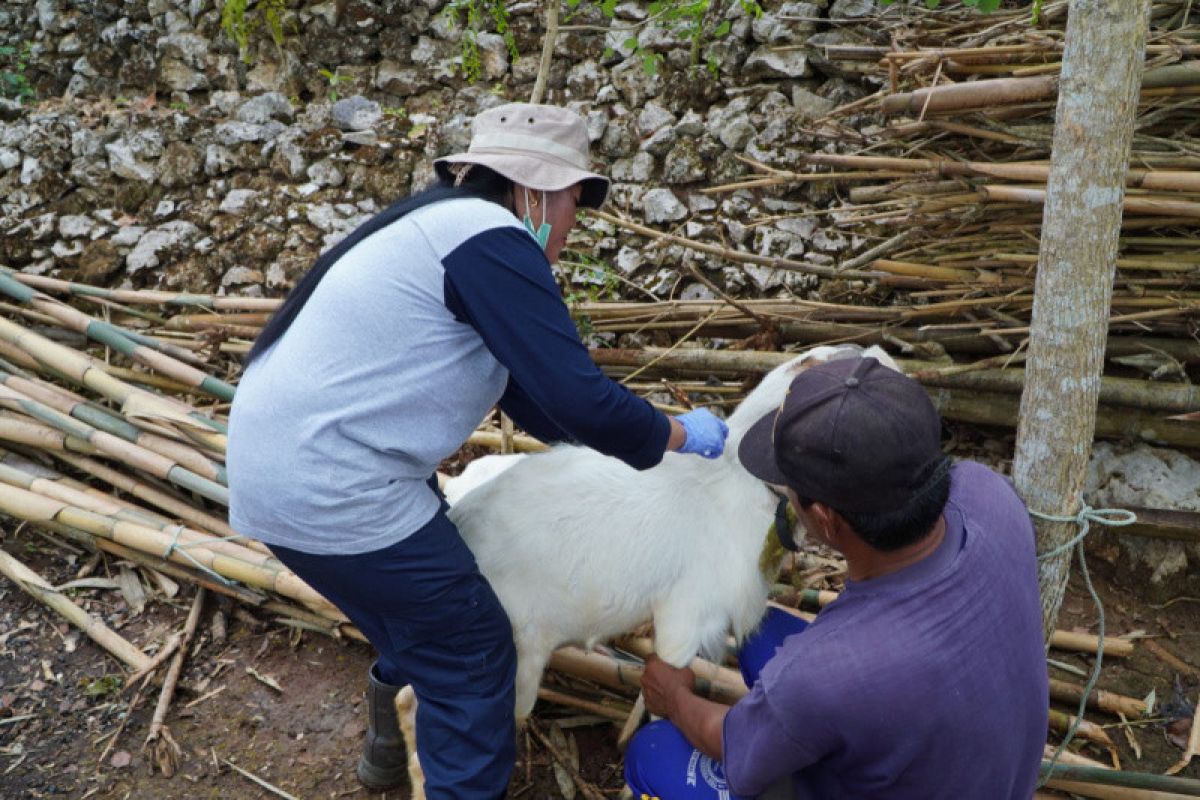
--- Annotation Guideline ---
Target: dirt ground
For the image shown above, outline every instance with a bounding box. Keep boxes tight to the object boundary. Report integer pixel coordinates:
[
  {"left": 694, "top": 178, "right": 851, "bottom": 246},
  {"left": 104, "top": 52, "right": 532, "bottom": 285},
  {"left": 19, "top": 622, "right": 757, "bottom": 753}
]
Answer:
[{"left": 2, "top": 475, "right": 1199, "bottom": 799}]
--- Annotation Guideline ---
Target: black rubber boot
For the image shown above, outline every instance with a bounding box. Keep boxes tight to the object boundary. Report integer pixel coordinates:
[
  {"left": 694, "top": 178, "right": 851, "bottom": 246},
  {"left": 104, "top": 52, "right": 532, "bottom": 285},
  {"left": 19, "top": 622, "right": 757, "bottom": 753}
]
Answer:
[{"left": 356, "top": 662, "right": 410, "bottom": 790}]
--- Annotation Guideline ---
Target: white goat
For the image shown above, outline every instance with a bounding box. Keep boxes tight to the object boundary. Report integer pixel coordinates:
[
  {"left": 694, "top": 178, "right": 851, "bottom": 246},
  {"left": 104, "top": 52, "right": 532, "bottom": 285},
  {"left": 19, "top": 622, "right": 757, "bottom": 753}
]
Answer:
[
  {"left": 449, "top": 344, "right": 896, "bottom": 715},
  {"left": 396, "top": 345, "right": 897, "bottom": 796}
]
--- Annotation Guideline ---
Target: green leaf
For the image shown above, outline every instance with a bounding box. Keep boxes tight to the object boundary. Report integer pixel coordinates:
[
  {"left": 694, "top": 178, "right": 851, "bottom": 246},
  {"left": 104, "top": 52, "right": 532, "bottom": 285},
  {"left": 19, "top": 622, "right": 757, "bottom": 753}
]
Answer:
[
  {"left": 923, "top": 0, "right": 940, "bottom": 8},
  {"left": 978, "top": 0, "right": 1002, "bottom": 11},
  {"left": 713, "top": 19, "right": 731, "bottom": 37},
  {"left": 623, "top": 36, "right": 639, "bottom": 50},
  {"left": 643, "top": 52, "right": 660, "bottom": 75},
  {"left": 603, "top": 46, "right": 615, "bottom": 59}
]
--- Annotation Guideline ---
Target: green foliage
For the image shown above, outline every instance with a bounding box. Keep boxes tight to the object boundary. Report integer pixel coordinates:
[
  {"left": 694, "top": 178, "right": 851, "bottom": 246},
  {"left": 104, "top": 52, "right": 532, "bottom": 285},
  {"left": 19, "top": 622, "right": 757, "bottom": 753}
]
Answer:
[
  {"left": 446, "top": 0, "right": 761, "bottom": 82},
  {"left": 562, "top": 252, "right": 624, "bottom": 308},
  {"left": 318, "top": 68, "right": 348, "bottom": 102},
  {"left": 220, "top": 0, "right": 288, "bottom": 64},
  {"left": 0, "top": 42, "right": 34, "bottom": 105},
  {"left": 82, "top": 674, "right": 122, "bottom": 699},
  {"left": 444, "top": 0, "right": 518, "bottom": 82},
  {"left": 597, "top": 0, "right": 762, "bottom": 76}
]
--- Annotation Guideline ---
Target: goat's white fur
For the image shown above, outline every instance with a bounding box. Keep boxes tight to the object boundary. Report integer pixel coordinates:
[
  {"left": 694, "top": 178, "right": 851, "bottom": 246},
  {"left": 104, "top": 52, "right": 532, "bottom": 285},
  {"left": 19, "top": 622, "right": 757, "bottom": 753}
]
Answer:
[
  {"left": 448, "top": 344, "right": 897, "bottom": 717},
  {"left": 396, "top": 345, "right": 898, "bottom": 796}
]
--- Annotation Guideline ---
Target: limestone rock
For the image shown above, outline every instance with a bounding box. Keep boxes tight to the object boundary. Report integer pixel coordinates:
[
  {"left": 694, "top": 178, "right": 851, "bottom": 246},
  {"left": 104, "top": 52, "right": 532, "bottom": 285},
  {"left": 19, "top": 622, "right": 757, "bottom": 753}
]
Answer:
[{"left": 642, "top": 188, "right": 687, "bottom": 224}]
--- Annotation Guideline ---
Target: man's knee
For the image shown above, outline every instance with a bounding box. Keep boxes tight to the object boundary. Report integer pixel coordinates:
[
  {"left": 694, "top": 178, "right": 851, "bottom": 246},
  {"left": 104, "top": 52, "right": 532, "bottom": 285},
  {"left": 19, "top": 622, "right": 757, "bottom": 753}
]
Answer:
[{"left": 625, "top": 720, "right": 739, "bottom": 800}]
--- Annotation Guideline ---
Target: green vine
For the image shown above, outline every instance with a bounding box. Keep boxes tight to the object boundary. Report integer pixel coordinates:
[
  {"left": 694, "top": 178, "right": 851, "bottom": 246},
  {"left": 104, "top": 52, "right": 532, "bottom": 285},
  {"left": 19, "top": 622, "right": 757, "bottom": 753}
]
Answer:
[
  {"left": 445, "top": 0, "right": 759, "bottom": 82},
  {"left": 444, "top": 0, "right": 519, "bottom": 82},
  {"left": 220, "top": 0, "right": 288, "bottom": 64},
  {"left": 0, "top": 42, "right": 34, "bottom": 105}
]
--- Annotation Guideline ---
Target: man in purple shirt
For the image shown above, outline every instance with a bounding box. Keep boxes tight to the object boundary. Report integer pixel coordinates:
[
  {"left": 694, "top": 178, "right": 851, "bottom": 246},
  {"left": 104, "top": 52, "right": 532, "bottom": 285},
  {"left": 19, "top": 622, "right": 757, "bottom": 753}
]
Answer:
[{"left": 626, "top": 356, "right": 1048, "bottom": 799}]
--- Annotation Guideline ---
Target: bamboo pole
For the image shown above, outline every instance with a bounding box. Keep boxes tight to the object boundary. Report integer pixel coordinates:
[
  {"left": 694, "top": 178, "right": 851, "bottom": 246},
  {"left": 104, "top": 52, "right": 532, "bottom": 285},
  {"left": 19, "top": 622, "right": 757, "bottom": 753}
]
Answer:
[
  {"left": 0, "top": 316, "right": 227, "bottom": 451},
  {"left": 0, "top": 481, "right": 338, "bottom": 618},
  {"left": 145, "top": 586, "right": 205, "bottom": 747},
  {"left": 0, "top": 272, "right": 236, "bottom": 401},
  {"left": 1048, "top": 677, "right": 1148, "bottom": 718},
  {"left": 0, "top": 546, "right": 151, "bottom": 670},
  {"left": 1040, "top": 763, "right": 1200, "bottom": 796},
  {"left": 1, "top": 269, "right": 281, "bottom": 311}
]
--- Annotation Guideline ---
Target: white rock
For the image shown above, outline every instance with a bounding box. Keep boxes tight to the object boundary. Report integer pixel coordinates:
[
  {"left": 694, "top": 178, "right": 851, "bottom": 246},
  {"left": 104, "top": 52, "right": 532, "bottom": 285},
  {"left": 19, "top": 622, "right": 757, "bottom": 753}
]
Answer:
[
  {"left": 105, "top": 143, "right": 156, "bottom": 182},
  {"left": 125, "top": 220, "right": 200, "bottom": 274},
  {"left": 0, "top": 148, "right": 20, "bottom": 171},
  {"left": 57, "top": 215, "right": 95, "bottom": 238},
  {"left": 307, "top": 159, "right": 344, "bottom": 188},
  {"left": 20, "top": 156, "right": 44, "bottom": 185},
  {"left": 642, "top": 188, "right": 687, "bottom": 224},
  {"left": 219, "top": 189, "right": 260, "bottom": 215},
  {"left": 637, "top": 102, "right": 676, "bottom": 137}
]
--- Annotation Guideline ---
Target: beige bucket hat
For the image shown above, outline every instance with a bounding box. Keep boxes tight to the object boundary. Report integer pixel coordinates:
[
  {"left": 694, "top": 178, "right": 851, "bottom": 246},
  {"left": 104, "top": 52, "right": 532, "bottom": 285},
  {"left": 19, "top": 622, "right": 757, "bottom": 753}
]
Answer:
[{"left": 434, "top": 103, "right": 611, "bottom": 209}]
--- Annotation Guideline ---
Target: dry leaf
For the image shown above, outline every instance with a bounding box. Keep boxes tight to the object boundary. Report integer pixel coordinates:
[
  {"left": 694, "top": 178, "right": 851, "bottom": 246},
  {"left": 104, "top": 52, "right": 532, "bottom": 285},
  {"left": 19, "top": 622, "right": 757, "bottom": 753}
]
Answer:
[
  {"left": 110, "top": 750, "right": 132, "bottom": 768},
  {"left": 116, "top": 566, "right": 146, "bottom": 616},
  {"left": 246, "top": 667, "right": 283, "bottom": 693}
]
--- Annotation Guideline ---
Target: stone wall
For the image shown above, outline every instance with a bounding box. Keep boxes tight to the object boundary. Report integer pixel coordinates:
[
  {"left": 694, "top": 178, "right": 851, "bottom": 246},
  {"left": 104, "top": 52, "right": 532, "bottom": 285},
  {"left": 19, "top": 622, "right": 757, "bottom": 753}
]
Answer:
[{"left": 0, "top": 0, "right": 884, "bottom": 295}]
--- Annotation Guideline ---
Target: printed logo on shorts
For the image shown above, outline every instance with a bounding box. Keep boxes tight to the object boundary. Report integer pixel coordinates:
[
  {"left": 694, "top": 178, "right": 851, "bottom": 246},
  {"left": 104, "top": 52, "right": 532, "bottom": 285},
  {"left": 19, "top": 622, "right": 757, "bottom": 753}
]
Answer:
[{"left": 686, "top": 749, "right": 731, "bottom": 800}]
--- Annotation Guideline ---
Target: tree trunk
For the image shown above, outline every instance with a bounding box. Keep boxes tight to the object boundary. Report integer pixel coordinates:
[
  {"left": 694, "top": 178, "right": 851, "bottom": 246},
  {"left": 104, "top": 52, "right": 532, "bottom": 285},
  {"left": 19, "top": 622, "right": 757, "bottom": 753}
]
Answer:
[
  {"left": 529, "top": 0, "right": 559, "bottom": 104},
  {"left": 1011, "top": 0, "right": 1151, "bottom": 642}
]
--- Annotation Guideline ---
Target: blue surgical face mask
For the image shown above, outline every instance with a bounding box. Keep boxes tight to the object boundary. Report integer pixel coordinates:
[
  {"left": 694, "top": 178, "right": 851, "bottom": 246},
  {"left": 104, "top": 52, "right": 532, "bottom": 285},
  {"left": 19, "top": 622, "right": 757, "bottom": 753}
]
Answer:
[{"left": 522, "top": 188, "right": 552, "bottom": 250}]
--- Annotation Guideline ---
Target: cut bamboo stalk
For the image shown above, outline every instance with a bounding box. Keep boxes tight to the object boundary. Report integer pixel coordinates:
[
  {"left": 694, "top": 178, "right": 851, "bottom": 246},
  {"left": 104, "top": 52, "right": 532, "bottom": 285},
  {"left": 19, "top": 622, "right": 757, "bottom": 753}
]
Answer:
[
  {"left": 789, "top": 587, "right": 1131, "bottom": 656},
  {"left": 536, "top": 687, "right": 631, "bottom": 723},
  {"left": 0, "top": 481, "right": 337, "bottom": 618},
  {"left": 1, "top": 269, "right": 281, "bottom": 311},
  {"left": 0, "top": 272, "right": 235, "bottom": 401},
  {"left": 881, "top": 75, "right": 1060, "bottom": 115},
  {"left": 1040, "top": 763, "right": 1200, "bottom": 797},
  {"left": 54, "top": 451, "right": 241, "bottom": 541},
  {"left": 0, "top": 546, "right": 151, "bottom": 671},
  {"left": 1048, "top": 677, "right": 1148, "bottom": 718},
  {"left": 0, "top": 371, "right": 226, "bottom": 483},
  {"left": 145, "top": 586, "right": 205, "bottom": 746},
  {"left": 0, "top": 315, "right": 227, "bottom": 451},
  {"left": 0, "top": 395, "right": 229, "bottom": 505},
  {"left": 1048, "top": 708, "right": 1120, "bottom": 757},
  {"left": 546, "top": 646, "right": 747, "bottom": 706},
  {"left": 468, "top": 430, "right": 547, "bottom": 453},
  {"left": 46, "top": 521, "right": 270, "bottom": 607}
]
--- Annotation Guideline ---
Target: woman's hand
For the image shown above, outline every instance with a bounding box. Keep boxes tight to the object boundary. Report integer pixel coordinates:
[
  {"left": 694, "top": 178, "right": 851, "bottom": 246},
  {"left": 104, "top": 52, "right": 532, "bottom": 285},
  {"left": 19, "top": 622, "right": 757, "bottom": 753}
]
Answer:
[{"left": 670, "top": 409, "right": 729, "bottom": 459}]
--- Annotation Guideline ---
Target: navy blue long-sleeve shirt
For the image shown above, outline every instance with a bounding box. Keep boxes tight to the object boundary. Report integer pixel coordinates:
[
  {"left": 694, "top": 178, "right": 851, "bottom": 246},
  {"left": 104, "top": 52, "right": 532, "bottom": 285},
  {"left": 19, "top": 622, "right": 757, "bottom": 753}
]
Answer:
[{"left": 229, "top": 197, "right": 669, "bottom": 554}]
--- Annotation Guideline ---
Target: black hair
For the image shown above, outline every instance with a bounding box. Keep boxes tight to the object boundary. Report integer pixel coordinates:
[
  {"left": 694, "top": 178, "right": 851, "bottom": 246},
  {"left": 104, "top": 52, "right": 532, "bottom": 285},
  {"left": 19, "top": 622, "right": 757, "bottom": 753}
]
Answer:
[
  {"left": 824, "top": 457, "right": 952, "bottom": 553},
  {"left": 247, "top": 165, "right": 516, "bottom": 364}
]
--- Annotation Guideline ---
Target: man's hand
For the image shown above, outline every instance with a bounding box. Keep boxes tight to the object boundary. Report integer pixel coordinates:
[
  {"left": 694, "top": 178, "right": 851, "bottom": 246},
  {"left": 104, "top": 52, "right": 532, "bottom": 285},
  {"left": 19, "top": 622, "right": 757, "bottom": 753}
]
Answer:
[
  {"left": 642, "top": 655, "right": 696, "bottom": 718},
  {"left": 641, "top": 655, "right": 728, "bottom": 761}
]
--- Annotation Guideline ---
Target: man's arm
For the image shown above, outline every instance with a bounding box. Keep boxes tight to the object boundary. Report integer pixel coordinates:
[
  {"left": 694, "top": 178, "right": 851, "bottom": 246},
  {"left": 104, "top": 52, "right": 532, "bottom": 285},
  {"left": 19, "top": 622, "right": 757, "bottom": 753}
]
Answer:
[{"left": 641, "top": 656, "right": 729, "bottom": 760}]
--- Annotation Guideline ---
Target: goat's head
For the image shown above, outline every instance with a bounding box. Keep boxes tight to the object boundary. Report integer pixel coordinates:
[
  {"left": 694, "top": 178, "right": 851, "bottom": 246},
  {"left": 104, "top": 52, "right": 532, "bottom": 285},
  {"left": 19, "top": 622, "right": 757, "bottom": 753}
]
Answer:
[{"left": 725, "top": 344, "right": 900, "bottom": 465}]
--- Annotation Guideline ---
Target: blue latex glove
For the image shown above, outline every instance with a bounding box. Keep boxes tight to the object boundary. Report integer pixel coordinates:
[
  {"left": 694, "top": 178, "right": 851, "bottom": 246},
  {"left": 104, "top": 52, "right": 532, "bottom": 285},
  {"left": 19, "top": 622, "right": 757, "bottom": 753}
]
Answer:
[{"left": 675, "top": 408, "right": 729, "bottom": 459}]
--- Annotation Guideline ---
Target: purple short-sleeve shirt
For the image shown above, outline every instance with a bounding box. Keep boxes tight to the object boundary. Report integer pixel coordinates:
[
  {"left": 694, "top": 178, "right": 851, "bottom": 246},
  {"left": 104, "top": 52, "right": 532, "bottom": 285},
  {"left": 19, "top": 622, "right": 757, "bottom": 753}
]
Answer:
[{"left": 722, "top": 461, "right": 1048, "bottom": 799}]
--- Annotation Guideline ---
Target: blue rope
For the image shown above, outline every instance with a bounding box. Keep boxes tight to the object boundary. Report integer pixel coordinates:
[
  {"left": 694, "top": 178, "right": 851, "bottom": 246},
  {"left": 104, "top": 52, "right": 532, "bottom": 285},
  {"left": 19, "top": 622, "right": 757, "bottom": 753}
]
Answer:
[
  {"left": 1032, "top": 505, "right": 1137, "bottom": 786},
  {"left": 160, "top": 525, "right": 244, "bottom": 587}
]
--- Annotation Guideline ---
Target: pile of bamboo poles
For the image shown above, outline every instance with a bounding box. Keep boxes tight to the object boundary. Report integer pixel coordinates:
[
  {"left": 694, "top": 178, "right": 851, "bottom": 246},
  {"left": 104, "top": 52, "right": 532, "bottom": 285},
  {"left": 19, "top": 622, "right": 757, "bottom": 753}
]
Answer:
[
  {"left": 606, "top": 0, "right": 1193, "bottom": 391},
  {"left": 0, "top": 271, "right": 1194, "bottom": 796}
]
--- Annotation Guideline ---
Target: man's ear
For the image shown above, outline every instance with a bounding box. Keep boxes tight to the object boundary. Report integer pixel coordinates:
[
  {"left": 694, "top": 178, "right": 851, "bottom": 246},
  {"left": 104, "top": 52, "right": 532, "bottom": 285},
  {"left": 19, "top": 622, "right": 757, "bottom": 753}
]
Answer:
[{"left": 808, "top": 502, "right": 847, "bottom": 544}]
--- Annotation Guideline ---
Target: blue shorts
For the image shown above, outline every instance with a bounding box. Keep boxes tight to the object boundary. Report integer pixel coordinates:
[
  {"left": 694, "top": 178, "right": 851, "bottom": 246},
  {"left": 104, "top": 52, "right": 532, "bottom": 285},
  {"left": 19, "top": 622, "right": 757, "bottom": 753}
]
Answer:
[
  {"left": 270, "top": 504, "right": 517, "bottom": 800},
  {"left": 624, "top": 607, "right": 808, "bottom": 800}
]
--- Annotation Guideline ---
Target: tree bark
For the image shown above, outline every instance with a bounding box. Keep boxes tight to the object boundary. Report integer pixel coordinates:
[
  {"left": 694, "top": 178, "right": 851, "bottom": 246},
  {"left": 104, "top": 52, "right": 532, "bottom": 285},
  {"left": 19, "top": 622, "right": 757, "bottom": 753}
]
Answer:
[
  {"left": 1011, "top": 0, "right": 1151, "bottom": 642},
  {"left": 529, "top": 0, "right": 559, "bottom": 104}
]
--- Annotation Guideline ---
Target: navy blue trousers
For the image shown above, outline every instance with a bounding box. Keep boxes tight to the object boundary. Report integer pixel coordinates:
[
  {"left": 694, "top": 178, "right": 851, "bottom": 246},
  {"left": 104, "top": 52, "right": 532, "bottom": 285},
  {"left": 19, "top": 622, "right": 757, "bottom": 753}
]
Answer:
[
  {"left": 624, "top": 607, "right": 809, "bottom": 800},
  {"left": 271, "top": 506, "right": 517, "bottom": 799}
]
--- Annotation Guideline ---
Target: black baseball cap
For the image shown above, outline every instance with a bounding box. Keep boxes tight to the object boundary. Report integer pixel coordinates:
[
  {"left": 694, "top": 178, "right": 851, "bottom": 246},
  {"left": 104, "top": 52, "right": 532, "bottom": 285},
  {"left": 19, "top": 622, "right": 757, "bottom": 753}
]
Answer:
[{"left": 739, "top": 357, "right": 945, "bottom": 514}]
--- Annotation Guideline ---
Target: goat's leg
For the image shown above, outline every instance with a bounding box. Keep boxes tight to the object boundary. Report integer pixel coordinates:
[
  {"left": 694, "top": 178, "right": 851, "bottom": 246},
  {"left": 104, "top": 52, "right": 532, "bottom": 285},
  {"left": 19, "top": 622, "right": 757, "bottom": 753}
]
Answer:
[
  {"left": 652, "top": 602, "right": 719, "bottom": 669},
  {"left": 513, "top": 644, "right": 551, "bottom": 720},
  {"left": 394, "top": 685, "right": 426, "bottom": 800}
]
